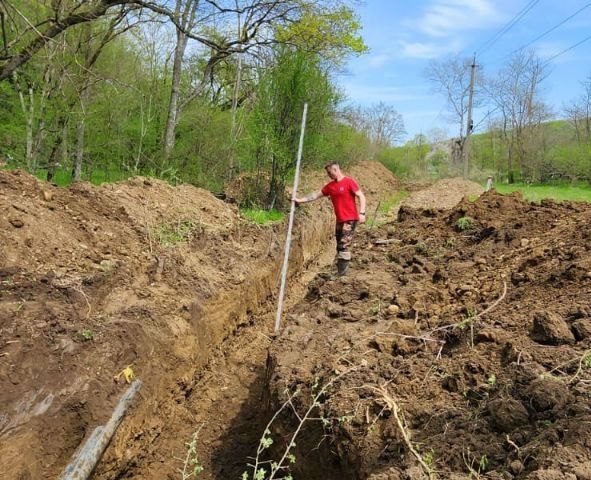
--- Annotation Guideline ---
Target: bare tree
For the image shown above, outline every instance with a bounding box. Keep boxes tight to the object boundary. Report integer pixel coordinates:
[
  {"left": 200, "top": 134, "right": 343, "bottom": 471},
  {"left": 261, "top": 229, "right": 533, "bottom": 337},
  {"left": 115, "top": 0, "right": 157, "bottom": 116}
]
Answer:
[
  {"left": 486, "top": 50, "right": 552, "bottom": 183},
  {"left": 366, "top": 102, "right": 406, "bottom": 147},
  {"left": 426, "top": 56, "right": 482, "bottom": 171},
  {"left": 342, "top": 102, "right": 406, "bottom": 157},
  {"left": 564, "top": 74, "right": 591, "bottom": 146}
]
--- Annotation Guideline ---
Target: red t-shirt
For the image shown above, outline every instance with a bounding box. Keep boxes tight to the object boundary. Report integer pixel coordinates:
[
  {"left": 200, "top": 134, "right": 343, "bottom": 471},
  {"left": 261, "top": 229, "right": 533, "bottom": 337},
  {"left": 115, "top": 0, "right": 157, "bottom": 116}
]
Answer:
[{"left": 321, "top": 176, "right": 360, "bottom": 223}]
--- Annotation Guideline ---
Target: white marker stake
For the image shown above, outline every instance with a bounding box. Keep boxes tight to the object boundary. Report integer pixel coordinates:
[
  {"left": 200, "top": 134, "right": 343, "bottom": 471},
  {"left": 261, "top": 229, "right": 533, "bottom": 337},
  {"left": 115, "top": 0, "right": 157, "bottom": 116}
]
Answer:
[{"left": 274, "top": 103, "right": 308, "bottom": 332}]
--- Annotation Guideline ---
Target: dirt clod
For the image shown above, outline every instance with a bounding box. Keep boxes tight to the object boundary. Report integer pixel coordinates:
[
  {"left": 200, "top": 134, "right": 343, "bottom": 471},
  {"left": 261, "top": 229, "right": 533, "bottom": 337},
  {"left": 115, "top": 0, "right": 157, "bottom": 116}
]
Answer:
[
  {"left": 531, "top": 311, "right": 575, "bottom": 345},
  {"left": 488, "top": 398, "right": 530, "bottom": 432}
]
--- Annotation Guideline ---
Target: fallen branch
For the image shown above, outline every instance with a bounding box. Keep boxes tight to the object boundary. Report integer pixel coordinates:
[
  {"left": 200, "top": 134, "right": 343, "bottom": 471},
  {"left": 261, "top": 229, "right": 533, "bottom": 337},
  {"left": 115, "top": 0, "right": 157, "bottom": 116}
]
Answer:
[
  {"left": 430, "top": 281, "right": 507, "bottom": 334},
  {"left": 369, "top": 385, "right": 435, "bottom": 480}
]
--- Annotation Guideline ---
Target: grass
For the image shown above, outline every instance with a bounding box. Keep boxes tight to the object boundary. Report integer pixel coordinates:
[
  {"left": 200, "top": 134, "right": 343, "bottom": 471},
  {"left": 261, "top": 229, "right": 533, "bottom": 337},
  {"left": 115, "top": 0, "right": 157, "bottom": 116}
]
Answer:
[
  {"left": 379, "top": 190, "right": 410, "bottom": 214},
  {"left": 366, "top": 189, "right": 409, "bottom": 227},
  {"left": 32, "top": 168, "right": 131, "bottom": 186},
  {"left": 240, "top": 208, "right": 285, "bottom": 225},
  {"left": 493, "top": 183, "right": 591, "bottom": 203},
  {"left": 156, "top": 219, "right": 202, "bottom": 245}
]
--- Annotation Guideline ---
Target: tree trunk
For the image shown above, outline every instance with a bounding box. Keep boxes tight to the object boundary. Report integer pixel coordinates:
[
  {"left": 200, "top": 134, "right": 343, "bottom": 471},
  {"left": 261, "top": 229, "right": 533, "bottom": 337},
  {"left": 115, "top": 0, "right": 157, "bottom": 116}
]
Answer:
[
  {"left": 163, "top": 28, "right": 189, "bottom": 159},
  {"left": 73, "top": 117, "right": 85, "bottom": 181},
  {"left": 47, "top": 116, "right": 67, "bottom": 182}
]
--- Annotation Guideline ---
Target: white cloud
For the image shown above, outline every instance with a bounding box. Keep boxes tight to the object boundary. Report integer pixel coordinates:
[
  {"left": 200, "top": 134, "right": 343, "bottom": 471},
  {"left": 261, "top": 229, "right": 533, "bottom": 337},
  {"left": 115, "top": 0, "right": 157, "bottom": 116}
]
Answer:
[
  {"left": 414, "top": 0, "right": 504, "bottom": 38},
  {"left": 395, "top": 0, "right": 506, "bottom": 59},
  {"left": 399, "top": 38, "right": 463, "bottom": 59}
]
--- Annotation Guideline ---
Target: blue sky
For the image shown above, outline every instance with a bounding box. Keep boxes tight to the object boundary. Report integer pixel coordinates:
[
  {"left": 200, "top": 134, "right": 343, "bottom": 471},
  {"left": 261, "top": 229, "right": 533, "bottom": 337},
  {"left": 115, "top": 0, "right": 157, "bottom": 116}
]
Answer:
[{"left": 339, "top": 0, "right": 591, "bottom": 141}]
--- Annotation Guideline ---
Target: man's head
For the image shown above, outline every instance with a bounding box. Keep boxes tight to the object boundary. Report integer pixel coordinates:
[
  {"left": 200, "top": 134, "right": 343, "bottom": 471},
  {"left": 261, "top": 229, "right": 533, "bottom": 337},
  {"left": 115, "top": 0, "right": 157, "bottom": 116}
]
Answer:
[{"left": 325, "top": 162, "right": 342, "bottom": 180}]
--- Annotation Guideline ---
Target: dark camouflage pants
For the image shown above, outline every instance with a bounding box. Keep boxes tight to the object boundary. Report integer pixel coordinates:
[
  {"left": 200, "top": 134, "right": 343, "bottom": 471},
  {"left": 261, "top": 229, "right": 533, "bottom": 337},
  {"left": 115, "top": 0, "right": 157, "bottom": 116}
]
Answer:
[{"left": 335, "top": 221, "right": 357, "bottom": 260}]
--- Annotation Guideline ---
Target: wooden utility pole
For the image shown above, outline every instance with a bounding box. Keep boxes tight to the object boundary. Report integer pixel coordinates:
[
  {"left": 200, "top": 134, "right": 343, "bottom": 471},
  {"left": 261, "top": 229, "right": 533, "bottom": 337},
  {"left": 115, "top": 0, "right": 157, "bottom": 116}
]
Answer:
[{"left": 464, "top": 54, "right": 477, "bottom": 178}]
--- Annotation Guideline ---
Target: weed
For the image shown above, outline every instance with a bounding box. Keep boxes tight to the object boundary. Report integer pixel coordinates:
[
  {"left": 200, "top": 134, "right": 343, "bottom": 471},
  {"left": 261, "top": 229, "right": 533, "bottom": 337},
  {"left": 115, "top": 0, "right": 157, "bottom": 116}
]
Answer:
[
  {"left": 242, "top": 367, "right": 359, "bottom": 480},
  {"left": 486, "top": 374, "right": 496, "bottom": 386},
  {"left": 583, "top": 352, "right": 591, "bottom": 369},
  {"left": 369, "top": 300, "right": 382, "bottom": 316},
  {"left": 444, "top": 237, "right": 456, "bottom": 248},
  {"left": 423, "top": 449, "right": 435, "bottom": 470},
  {"left": 456, "top": 216, "right": 472, "bottom": 231},
  {"left": 457, "top": 309, "right": 476, "bottom": 330},
  {"left": 179, "top": 426, "right": 205, "bottom": 479},
  {"left": 241, "top": 208, "right": 284, "bottom": 225},
  {"left": 157, "top": 219, "right": 201, "bottom": 245},
  {"left": 80, "top": 329, "right": 94, "bottom": 341},
  {"left": 338, "top": 415, "right": 354, "bottom": 424}
]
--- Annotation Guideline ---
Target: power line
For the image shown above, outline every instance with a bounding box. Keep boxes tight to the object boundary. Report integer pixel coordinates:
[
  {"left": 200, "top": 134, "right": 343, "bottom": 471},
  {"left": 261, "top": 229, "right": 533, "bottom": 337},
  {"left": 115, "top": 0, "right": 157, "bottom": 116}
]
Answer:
[
  {"left": 542, "top": 33, "right": 591, "bottom": 66},
  {"left": 508, "top": 2, "right": 591, "bottom": 57},
  {"left": 476, "top": 0, "right": 541, "bottom": 56}
]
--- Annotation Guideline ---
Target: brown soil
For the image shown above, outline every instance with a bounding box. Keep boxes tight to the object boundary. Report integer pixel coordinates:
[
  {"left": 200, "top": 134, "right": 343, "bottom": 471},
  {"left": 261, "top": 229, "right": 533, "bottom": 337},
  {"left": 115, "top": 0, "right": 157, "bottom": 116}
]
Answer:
[
  {"left": 268, "top": 191, "right": 591, "bottom": 479},
  {"left": 0, "top": 161, "right": 400, "bottom": 479},
  {"left": 400, "top": 177, "right": 484, "bottom": 210}
]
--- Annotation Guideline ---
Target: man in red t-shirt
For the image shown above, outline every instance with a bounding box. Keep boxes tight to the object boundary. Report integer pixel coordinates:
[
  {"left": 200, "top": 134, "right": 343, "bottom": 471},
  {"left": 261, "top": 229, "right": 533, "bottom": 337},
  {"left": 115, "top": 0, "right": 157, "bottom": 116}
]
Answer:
[{"left": 294, "top": 162, "right": 366, "bottom": 276}]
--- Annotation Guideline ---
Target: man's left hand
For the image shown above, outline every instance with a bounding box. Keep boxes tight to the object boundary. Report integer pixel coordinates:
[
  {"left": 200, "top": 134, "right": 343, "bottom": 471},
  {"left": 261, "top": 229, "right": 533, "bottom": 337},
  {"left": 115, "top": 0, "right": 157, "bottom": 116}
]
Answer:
[{"left": 359, "top": 213, "right": 366, "bottom": 224}]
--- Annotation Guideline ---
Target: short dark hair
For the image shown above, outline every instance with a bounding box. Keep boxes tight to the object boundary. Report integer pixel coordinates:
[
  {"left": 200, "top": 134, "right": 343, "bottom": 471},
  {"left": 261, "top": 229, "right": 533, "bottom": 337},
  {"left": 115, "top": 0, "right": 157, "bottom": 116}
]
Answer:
[{"left": 324, "top": 162, "right": 339, "bottom": 169}]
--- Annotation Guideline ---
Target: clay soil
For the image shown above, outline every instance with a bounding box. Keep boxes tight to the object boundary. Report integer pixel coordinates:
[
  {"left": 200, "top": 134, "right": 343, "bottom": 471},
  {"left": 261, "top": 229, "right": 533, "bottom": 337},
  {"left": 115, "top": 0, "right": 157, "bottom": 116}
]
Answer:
[
  {"left": 269, "top": 191, "right": 591, "bottom": 480},
  {"left": 0, "top": 162, "right": 400, "bottom": 479},
  {"left": 4, "top": 165, "right": 588, "bottom": 480}
]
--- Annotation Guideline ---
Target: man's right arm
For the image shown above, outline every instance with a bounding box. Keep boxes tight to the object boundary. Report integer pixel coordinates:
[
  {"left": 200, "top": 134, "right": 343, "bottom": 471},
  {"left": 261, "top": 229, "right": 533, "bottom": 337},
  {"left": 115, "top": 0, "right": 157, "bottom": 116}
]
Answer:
[{"left": 294, "top": 190, "right": 324, "bottom": 205}]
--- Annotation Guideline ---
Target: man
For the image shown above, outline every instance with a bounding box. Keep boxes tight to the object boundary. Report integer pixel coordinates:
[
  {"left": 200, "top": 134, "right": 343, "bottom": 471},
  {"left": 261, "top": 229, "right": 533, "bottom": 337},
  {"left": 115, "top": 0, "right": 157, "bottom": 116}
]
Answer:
[{"left": 294, "top": 162, "right": 366, "bottom": 277}]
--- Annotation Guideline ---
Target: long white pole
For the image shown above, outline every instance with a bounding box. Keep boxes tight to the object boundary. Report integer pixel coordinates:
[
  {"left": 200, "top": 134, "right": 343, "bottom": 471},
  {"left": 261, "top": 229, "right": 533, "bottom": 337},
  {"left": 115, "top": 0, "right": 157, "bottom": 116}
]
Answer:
[{"left": 274, "top": 103, "right": 308, "bottom": 332}]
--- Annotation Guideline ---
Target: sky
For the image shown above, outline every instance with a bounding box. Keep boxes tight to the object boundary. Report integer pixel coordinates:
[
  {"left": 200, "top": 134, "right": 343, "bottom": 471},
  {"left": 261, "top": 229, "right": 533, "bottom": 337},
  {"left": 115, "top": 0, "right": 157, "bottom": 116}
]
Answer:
[{"left": 339, "top": 0, "right": 591, "bottom": 141}]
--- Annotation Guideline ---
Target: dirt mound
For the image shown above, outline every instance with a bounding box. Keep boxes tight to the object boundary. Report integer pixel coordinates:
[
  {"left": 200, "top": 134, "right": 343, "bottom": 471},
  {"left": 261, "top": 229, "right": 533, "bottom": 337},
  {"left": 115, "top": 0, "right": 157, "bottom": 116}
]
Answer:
[
  {"left": 0, "top": 161, "right": 401, "bottom": 479},
  {"left": 401, "top": 177, "right": 484, "bottom": 210},
  {"left": 268, "top": 191, "right": 591, "bottom": 479}
]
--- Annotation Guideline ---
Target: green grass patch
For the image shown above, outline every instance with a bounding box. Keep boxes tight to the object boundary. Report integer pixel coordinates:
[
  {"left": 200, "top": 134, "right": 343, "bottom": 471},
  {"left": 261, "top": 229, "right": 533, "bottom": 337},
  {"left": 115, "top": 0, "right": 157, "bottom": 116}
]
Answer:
[
  {"left": 34, "top": 168, "right": 130, "bottom": 186},
  {"left": 240, "top": 208, "right": 284, "bottom": 225},
  {"left": 494, "top": 183, "right": 591, "bottom": 203},
  {"left": 156, "top": 219, "right": 202, "bottom": 245},
  {"left": 366, "top": 190, "right": 409, "bottom": 228},
  {"left": 378, "top": 190, "right": 409, "bottom": 215}
]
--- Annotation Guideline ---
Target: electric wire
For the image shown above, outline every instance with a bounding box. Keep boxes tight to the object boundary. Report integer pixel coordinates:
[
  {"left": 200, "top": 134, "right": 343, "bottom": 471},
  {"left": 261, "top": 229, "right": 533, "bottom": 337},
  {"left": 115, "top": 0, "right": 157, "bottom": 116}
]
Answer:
[
  {"left": 507, "top": 1, "right": 591, "bottom": 57},
  {"left": 476, "top": 0, "right": 541, "bottom": 55}
]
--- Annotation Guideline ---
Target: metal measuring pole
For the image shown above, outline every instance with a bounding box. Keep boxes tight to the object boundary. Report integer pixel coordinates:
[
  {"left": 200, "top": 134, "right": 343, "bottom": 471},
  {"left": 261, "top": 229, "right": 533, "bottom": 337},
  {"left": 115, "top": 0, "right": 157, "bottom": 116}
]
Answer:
[{"left": 274, "top": 103, "right": 308, "bottom": 332}]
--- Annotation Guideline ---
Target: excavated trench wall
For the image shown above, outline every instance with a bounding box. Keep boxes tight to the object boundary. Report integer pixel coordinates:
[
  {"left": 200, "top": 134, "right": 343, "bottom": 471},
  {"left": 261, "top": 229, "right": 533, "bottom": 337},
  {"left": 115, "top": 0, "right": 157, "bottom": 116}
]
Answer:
[{"left": 0, "top": 161, "right": 400, "bottom": 479}]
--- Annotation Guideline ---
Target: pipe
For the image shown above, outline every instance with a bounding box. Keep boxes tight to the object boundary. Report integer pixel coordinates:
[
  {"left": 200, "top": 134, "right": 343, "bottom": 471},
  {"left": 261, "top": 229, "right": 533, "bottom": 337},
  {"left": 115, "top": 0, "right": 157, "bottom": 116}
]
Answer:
[{"left": 60, "top": 379, "right": 142, "bottom": 480}]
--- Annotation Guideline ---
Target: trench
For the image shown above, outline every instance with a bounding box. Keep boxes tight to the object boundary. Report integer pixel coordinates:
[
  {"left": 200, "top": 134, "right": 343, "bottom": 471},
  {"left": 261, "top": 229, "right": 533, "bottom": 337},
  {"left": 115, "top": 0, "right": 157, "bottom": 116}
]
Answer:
[
  {"left": 0, "top": 161, "right": 406, "bottom": 480},
  {"left": 93, "top": 222, "right": 341, "bottom": 480}
]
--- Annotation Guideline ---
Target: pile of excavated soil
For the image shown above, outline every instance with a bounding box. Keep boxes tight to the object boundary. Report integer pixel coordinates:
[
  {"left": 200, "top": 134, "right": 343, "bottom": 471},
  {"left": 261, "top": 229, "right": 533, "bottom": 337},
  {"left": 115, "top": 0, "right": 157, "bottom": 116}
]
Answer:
[
  {"left": 268, "top": 191, "right": 591, "bottom": 480},
  {"left": 401, "top": 177, "right": 484, "bottom": 210},
  {"left": 0, "top": 161, "right": 402, "bottom": 479}
]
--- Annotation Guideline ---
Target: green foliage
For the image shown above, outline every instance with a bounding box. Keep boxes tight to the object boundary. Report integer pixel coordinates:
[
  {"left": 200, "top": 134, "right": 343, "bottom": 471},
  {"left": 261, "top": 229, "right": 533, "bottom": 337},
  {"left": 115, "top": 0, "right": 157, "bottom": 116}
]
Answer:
[
  {"left": 369, "top": 300, "right": 382, "bottom": 316},
  {"left": 494, "top": 182, "right": 591, "bottom": 203},
  {"left": 456, "top": 216, "right": 472, "bottom": 231},
  {"left": 240, "top": 208, "right": 285, "bottom": 225},
  {"left": 274, "top": 4, "right": 367, "bottom": 64},
  {"left": 156, "top": 219, "right": 201, "bottom": 246},
  {"left": 79, "top": 329, "right": 94, "bottom": 341},
  {"left": 240, "top": 48, "right": 339, "bottom": 209}
]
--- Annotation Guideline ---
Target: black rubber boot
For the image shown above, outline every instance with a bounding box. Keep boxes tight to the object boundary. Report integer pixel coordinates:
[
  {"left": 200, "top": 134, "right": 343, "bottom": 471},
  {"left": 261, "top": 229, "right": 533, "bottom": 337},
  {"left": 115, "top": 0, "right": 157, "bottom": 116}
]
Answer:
[{"left": 336, "top": 258, "right": 350, "bottom": 276}]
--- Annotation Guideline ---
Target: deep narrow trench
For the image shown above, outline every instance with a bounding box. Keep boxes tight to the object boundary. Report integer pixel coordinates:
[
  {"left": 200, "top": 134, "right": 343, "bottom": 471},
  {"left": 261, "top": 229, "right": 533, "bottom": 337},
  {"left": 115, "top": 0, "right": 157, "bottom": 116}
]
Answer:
[{"left": 96, "top": 240, "right": 339, "bottom": 479}]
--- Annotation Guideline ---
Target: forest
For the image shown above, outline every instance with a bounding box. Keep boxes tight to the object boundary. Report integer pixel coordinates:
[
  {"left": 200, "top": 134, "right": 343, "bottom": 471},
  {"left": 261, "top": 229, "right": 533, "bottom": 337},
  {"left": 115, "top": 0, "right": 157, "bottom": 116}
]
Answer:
[{"left": 1, "top": 1, "right": 590, "bottom": 207}]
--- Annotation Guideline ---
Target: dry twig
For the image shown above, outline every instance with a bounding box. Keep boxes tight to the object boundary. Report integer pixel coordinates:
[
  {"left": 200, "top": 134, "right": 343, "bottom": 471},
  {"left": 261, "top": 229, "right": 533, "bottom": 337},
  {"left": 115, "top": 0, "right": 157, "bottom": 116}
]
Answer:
[{"left": 369, "top": 385, "right": 435, "bottom": 479}]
